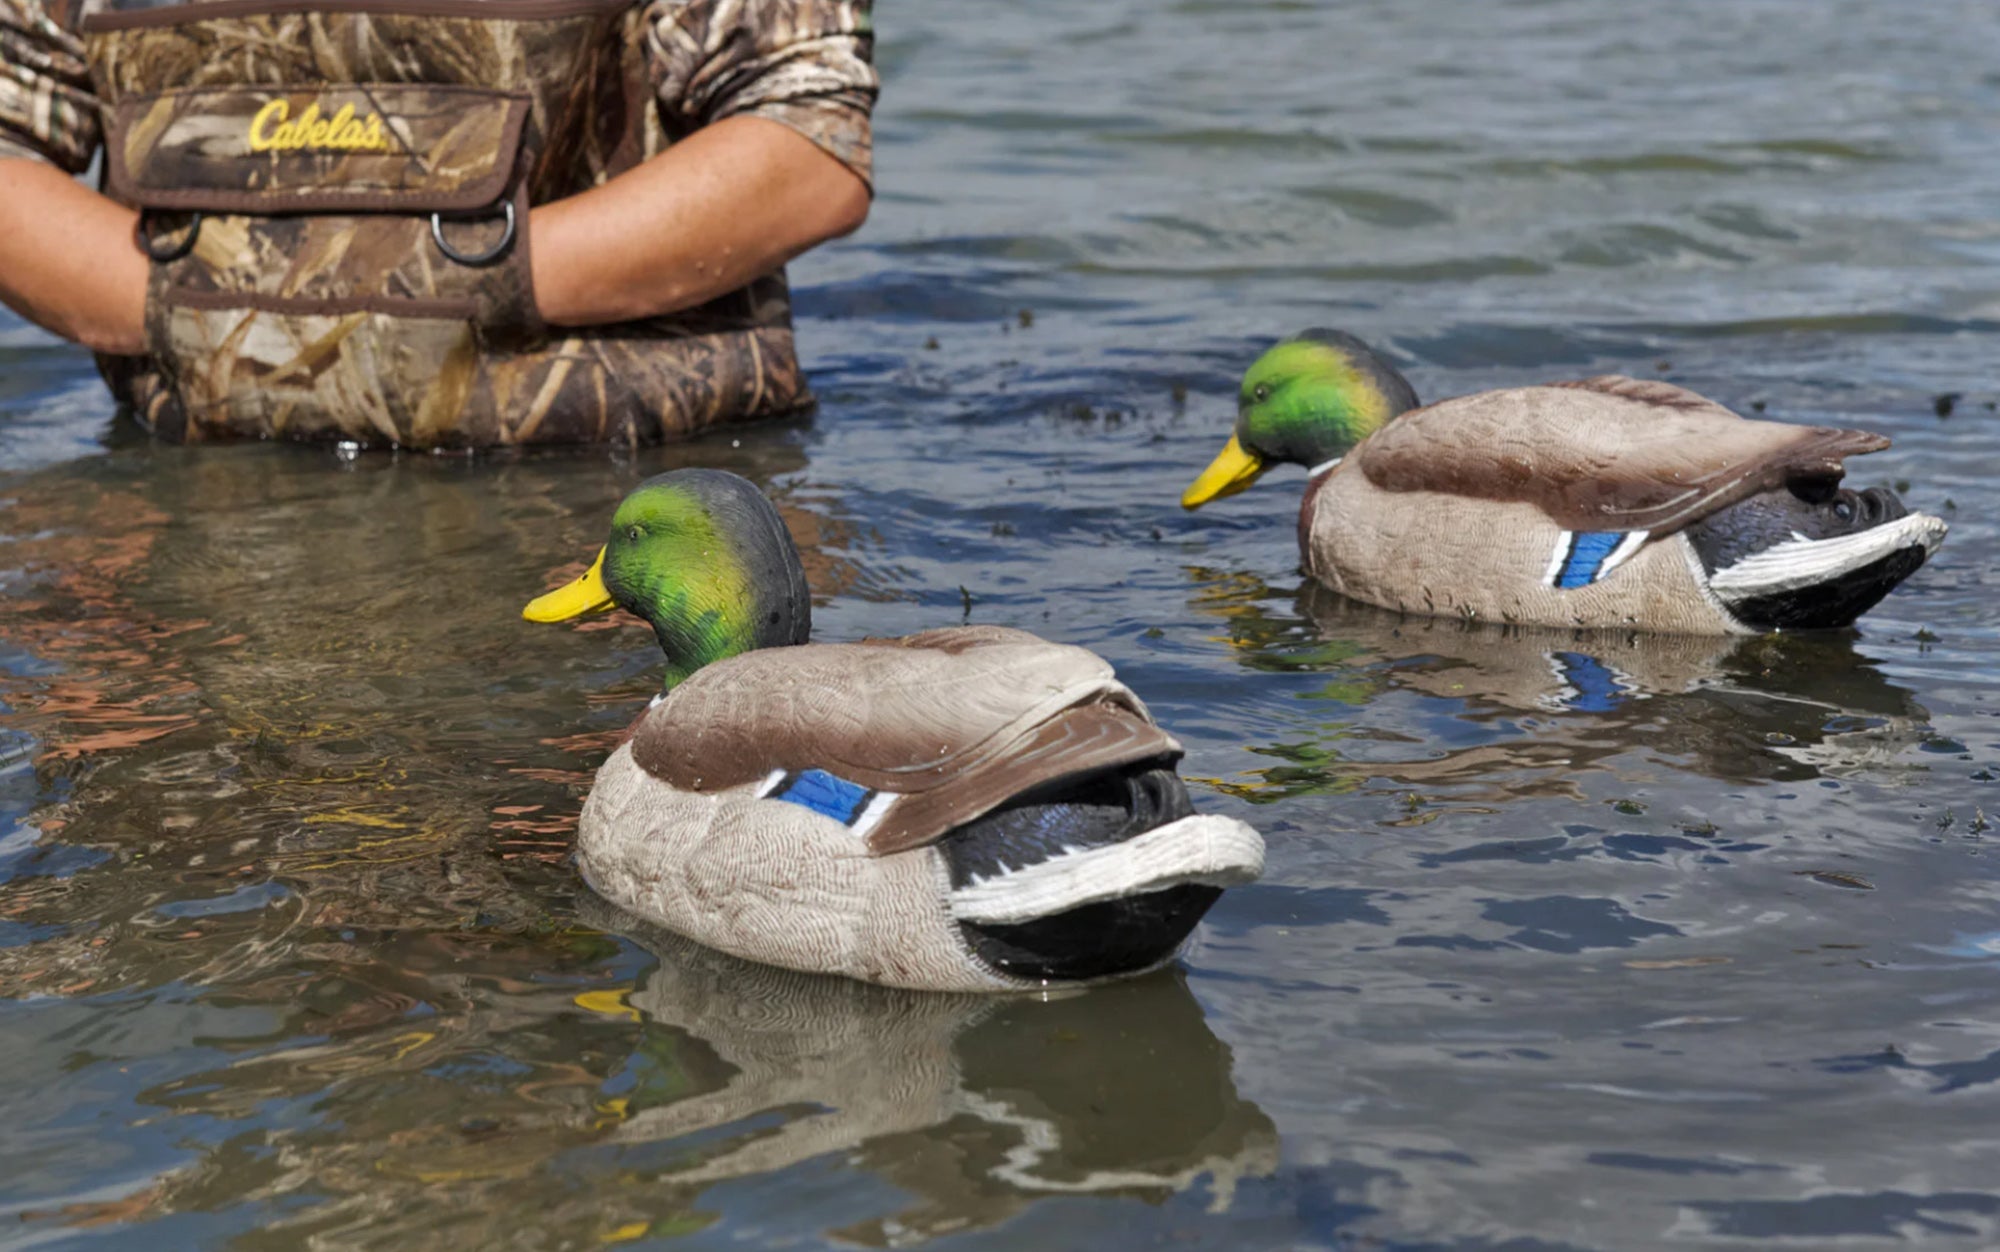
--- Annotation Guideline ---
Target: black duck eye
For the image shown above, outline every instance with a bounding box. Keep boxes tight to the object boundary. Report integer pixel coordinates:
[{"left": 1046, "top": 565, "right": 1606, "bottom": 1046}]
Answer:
[{"left": 1252, "top": 383, "right": 1272, "bottom": 403}]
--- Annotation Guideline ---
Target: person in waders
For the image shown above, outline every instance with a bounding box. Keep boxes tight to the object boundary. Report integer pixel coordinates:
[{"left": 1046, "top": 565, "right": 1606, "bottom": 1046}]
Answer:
[{"left": 0, "top": 0, "right": 876, "bottom": 448}]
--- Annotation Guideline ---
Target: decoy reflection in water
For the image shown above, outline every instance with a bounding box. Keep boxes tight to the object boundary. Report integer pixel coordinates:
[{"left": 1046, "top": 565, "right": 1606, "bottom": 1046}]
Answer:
[
  {"left": 1182, "top": 330, "right": 1946, "bottom": 635},
  {"left": 524, "top": 469, "right": 1264, "bottom": 992},
  {"left": 1188, "top": 569, "right": 1932, "bottom": 803},
  {"left": 573, "top": 898, "right": 1278, "bottom": 1242}
]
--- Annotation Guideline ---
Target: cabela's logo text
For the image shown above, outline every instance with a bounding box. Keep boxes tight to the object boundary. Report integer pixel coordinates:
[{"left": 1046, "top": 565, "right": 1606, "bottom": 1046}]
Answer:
[{"left": 247, "top": 100, "right": 390, "bottom": 153}]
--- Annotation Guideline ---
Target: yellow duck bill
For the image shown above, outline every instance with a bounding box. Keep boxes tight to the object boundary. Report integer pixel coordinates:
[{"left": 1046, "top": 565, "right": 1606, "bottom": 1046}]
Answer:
[
  {"left": 522, "top": 547, "right": 617, "bottom": 621},
  {"left": 1180, "top": 436, "right": 1268, "bottom": 509}
]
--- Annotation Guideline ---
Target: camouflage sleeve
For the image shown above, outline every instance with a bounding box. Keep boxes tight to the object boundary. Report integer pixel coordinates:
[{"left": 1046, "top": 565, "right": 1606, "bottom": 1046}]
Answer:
[
  {"left": 646, "top": 0, "right": 877, "bottom": 190},
  {"left": 0, "top": 0, "right": 99, "bottom": 171}
]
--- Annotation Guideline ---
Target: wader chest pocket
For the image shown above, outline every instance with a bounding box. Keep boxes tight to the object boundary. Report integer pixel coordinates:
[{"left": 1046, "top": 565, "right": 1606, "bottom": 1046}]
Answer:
[{"left": 108, "top": 84, "right": 536, "bottom": 322}]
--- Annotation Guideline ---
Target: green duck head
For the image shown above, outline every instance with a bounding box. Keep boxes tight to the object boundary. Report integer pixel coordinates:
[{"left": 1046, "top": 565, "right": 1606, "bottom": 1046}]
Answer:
[
  {"left": 523, "top": 469, "right": 811, "bottom": 689},
  {"left": 1181, "top": 328, "right": 1421, "bottom": 509}
]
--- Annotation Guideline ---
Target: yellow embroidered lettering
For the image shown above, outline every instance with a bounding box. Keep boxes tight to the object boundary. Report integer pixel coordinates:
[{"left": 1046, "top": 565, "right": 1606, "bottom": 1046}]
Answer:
[
  {"left": 292, "top": 104, "right": 323, "bottom": 149},
  {"left": 247, "top": 99, "right": 287, "bottom": 152},
  {"left": 243, "top": 98, "right": 391, "bottom": 153}
]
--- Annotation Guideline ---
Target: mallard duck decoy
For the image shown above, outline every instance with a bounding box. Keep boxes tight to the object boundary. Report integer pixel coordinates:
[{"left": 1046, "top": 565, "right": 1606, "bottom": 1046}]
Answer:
[
  {"left": 525, "top": 469, "right": 1264, "bottom": 992},
  {"left": 1181, "top": 329, "right": 1946, "bottom": 634}
]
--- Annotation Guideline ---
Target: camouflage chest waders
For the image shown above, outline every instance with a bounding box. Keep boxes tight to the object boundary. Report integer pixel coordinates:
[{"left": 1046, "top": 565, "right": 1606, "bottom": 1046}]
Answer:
[{"left": 83, "top": 0, "right": 810, "bottom": 447}]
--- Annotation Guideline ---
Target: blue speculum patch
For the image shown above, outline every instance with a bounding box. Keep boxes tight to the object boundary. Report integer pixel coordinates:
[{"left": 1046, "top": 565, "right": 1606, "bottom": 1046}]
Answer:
[
  {"left": 772, "top": 769, "right": 874, "bottom": 825},
  {"left": 1556, "top": 531, "right": 1627, "bottom": 589}
]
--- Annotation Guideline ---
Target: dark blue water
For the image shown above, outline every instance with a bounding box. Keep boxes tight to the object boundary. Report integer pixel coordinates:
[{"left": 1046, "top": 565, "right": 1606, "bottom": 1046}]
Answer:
[{"left": 4, "top": 1, "right": 2000, "bottom": 1247}]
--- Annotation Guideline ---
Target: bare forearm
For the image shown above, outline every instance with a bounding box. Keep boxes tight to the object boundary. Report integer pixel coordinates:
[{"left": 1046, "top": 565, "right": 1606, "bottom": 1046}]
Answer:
[
  {"left": 0, "top": 159, "right": 148, "bottom": 355},
  {"left": 529, "top": 116, "right": 870, "bottom": 327},
  {"left": 0, "top": 115, "right": 867, "bottom": 348}
]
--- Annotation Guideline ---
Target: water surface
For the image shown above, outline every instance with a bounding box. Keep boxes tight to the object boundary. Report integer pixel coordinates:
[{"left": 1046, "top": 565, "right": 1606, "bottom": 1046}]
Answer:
[{"left": 5, "top": 1, "right": 2000, "bottom": 1247}]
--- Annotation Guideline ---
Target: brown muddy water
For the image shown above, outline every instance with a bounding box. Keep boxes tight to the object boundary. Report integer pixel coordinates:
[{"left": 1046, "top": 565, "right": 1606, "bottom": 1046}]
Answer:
[{"left": 5, "top": 1, "right": 2000, "bottom": 1248}]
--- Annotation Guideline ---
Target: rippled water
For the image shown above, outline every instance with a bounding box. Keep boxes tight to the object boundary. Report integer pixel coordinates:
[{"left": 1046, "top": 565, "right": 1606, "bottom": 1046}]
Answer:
[{"left": 5, "top": 1, "right": 2000, "bottom": 1247}]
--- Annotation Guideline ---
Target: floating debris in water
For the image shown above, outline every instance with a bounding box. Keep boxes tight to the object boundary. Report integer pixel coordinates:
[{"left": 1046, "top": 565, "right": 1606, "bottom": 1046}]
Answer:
[
  {"left": 1624, "top": 956, "right": 1731, "bottom": 970},
  {"left": 1796, "top": 869, "right": 1874, "bottom": 891},
  {"left": 1933, "top": 392, "right": 1961, "bottom": 418}
]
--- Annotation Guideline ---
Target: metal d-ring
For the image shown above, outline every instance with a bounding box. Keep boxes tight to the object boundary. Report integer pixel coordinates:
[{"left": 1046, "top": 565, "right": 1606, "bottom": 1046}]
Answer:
[
  {"left": 137, "top": 210, "right": 203, "bottom": 263},
  {"left": 430, "top": 201, "right": 517, "bottom": 268}
]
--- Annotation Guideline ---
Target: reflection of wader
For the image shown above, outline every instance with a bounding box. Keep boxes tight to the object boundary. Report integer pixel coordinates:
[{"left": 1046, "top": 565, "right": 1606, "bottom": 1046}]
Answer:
[{"left": 83, "top": 0, "right": 811, "bottom": 447}]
